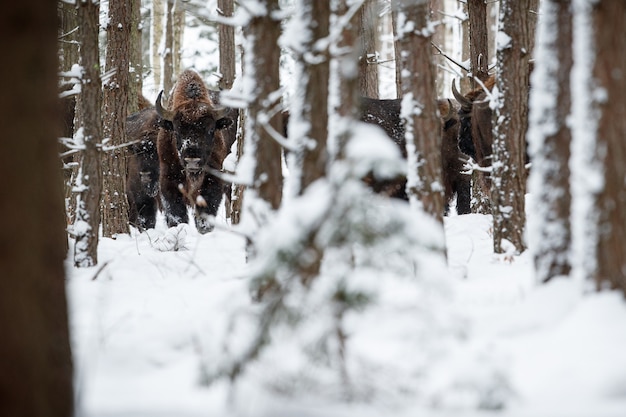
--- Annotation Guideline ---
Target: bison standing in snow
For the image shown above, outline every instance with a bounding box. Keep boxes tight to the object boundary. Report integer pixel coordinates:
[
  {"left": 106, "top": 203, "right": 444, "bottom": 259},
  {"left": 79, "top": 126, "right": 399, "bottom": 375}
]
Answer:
[{"left": 155, "top": 69, "right": 237, "bottom": 234}]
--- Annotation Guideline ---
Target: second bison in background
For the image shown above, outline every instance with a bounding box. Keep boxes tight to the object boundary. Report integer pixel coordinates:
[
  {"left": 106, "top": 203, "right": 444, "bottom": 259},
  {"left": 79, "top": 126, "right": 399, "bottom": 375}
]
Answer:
[
  {"left": 359, "top": 97, "right": 471, "bottom": 215},
  {"left": 156, "top": 69, "right": 237, "bottom": 234}
]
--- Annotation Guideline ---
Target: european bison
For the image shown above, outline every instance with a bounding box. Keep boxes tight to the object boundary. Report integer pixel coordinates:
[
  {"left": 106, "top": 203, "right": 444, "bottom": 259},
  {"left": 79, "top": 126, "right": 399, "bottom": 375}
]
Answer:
[
  {"left": 358, "top": 97, "right": 471, "bottom": 215},
  {"left": 125, "top": 107, "right": 163, "bottom": 230},
  {"left": 156, "top": 69, "right": 237, "bottom": 233},
  {"left": 452, "top": 76, "right": 496, "bottom": 170}
]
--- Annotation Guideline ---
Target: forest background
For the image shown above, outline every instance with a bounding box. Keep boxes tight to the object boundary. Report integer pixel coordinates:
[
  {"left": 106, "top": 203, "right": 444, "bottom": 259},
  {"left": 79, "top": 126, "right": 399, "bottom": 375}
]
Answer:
[{"left": 1, "top": 0, "right": 625, "bottom": 416}]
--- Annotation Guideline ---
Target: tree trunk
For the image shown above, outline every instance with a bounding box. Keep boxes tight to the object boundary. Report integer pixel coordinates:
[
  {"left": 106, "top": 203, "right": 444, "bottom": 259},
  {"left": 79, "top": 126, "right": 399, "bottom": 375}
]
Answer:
[
  {"left": 358, "top": 0, "right": 379, "bottom": 98},
  {"left": 0, "top": 3, "right": 74, "bottom": 416},
  {"left": 172, "top": 0, "right": 185, "bottom": 78},
  {"left": 395, "top": 0, "right": 445, "bottom": 225},
  {"left": 590, "top": 0, "right": 626, "bottom": 292},
  {"left": 244, "top": 0, "right": 283, "bottom": 210},
  {"left": 218, "top": 0, "right": 236, "bottom": 90},
  {"left": 102, "top": 0, "right": 131, "bottom": 237},
  {"left": 491, "top": 0, "right": 532, "bottom": 254},
  {"left": 74, "top": 0, "right": 103, "bottom": 267},
  {"left": 468, "top": 0, "right": 489, "bottom": 85},
  {"left": 528, "top": 0, "right": 572, "bottom": 283},
  {"left": 163, "top": 0, "right": 175, "bottom": 99},
  {"left": 128, "top": 0, "right": 143, "bottom": 114},
  {"left": 152, "top": 0, "right": 164, "bottom": 91},
  {"left": 290, "top": 0, "right": 331, "bottom": 194}
]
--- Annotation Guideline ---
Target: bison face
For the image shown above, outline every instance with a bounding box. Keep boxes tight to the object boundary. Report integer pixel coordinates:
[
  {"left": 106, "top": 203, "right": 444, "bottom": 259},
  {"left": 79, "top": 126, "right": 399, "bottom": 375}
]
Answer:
[
  {"left": 156, "top": 91, "right": 232, "bottom": 177},
  {"left": 130, "top": 138, "right": 159, "bottom": 197}
]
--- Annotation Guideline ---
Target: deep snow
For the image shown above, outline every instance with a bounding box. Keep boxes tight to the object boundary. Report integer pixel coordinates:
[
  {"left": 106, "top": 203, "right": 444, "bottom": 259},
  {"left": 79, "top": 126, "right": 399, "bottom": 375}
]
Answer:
[{"left": 66, "top": 205, "right": 626, "bottom": 417}]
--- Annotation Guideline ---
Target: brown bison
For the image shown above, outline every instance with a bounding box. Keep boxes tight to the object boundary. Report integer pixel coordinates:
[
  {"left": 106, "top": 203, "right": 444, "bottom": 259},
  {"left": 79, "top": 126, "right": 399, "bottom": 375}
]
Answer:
[
  {"left": 156, "top": 69, "right": 237, "bottom": 234},
  {"left": 358, "top": 97, "right": 471, "bottom": 215},
  {"left": 125, "top": 107, "right": 163, "bottom": 230},
  {"left": 452, "top": 76, "right": 496, "bottom": 171}
]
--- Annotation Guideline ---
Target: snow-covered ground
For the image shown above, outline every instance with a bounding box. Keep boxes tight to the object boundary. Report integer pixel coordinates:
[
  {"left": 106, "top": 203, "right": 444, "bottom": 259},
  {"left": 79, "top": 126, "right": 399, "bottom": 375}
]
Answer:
[{"left": 66, "top": 205, "right": 626, "bottom": 417}]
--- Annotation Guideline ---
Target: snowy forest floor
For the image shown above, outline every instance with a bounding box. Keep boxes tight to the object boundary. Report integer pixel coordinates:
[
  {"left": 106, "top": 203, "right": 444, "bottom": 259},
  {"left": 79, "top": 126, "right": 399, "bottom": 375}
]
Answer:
[{"left": 67, "top": 203, "right": 626, "bottom": 417}]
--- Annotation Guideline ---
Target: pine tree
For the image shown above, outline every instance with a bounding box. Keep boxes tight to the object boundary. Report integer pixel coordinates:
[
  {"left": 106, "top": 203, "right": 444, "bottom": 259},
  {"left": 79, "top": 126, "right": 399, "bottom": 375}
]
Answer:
[
  {"left": 491, "top": 0, "right": 533, "bottom": 254},
  {"left": 0, "top": 3, "right": 74, "bottom": 415},
  {"left": 528, "top": 0, "right": 573, "bottom": 282},
  {"left": 73, "top": 0, "right": 102, "bottom": 267},
  {"left": 394, "top": 0, "right": 446, "bottom": 226},
  {"left": 102, "top": 0, "right": 131, "bottom": 237}
]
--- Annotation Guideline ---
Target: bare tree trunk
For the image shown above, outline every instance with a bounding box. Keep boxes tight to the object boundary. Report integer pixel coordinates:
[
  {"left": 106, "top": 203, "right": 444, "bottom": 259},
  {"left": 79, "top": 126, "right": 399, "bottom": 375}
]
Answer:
[
  {"left": 468, "top": 0, "right": 489, "bottom": 85},
  {"left": 102, "top": 0, "right": 131, "bottom": 237},
  {"left": 58, "top": 2, "right": 80, "bottom": 227},
  {"left": 163, "top": 0, "right": 175, "bottom": 98},
  {"left": 0, "top": 3, "right": 74, "bottom": 416},
  {"left": 172, "top": 0, "right": 185, "bottom": 77},
  {"left": 290, "top": 0, "right": 331, "bottom": 193},
  {"left": 244, "top": 0, "right": 283, "bottom": 210},
  {"left": 73, "top": 0, "right": 103, "bottom": 267},
  {"left": 218, "top": 0, "right": 236, "bottom": 90},
  {"left": 590, "top": 0, "right": 626, "bottom": 292},
  {"left": 334, "top": 0, "right": 359, "bottom": 157},
  {"left": 460, "top": 1, "right": 472, "bottom": 93},
  {"left": 358, "top": 0, "right": 379, "bottom": 98},
  {"left": 152, "top": 0, "right": 164, "bottom": 91},
  {"left": 128, "top": 0, "right": 143, "bottom": 114},
  {"left": 491, "top": 0, "right": 532, "bottom": 254},
  {"left": 395, "top": 0, "right": 445, "bottom": 225},
  {"left": 528, "top": 0, "right": 573, "bottom": 282}
]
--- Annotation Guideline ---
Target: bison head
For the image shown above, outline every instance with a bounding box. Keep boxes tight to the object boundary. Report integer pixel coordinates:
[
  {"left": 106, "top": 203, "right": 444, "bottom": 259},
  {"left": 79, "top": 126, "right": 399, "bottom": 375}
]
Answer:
[{"left": 156, "top": 90, "right": 232, "bottom": 176}]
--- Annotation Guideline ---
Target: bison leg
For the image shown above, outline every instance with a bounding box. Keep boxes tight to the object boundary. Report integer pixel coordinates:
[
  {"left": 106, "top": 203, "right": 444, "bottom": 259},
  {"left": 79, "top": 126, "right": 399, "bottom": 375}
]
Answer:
[
  {"left": 136, "top": 195, "right": 158, "bottom": 229},
  {"left": 194, "top": 175, "right": 224, "bottom": 234},
  {"left": 455, "top": 176, "right": 472, "bottom": 215},
  {"left": 160, "top": 177, "right": 188, "bottom": 228}
]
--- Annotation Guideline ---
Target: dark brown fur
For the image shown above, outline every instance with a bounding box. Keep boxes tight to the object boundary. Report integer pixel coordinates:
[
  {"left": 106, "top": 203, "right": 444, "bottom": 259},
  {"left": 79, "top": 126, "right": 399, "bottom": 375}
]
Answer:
[
  {"left": 156, "top": 70, "right": 237, "bottom": 233},
  {"left": 358, "top": 97, "right": 471, "bottom": 215},
  {"left": 125, "top": 107, "right": 162, "bottom": 230}
]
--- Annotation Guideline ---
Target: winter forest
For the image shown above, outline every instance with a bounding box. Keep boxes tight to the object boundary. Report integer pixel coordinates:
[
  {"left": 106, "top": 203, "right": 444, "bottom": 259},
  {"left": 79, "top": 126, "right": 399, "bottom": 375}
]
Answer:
[{"left": 2, "top": 0, "right": 626, "bottom": 416}]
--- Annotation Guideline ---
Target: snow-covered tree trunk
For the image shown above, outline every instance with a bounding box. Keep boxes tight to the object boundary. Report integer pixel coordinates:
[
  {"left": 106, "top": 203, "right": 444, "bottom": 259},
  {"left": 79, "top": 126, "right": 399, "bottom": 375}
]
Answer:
[
  {"left": 102, "top": 0, "right": 131, "bottom": 237},
  {"left": 0, "top": 2, "right": 74, "bottom": 415},
  {"left": 491, "top": 0, "right": 532, "bottom": 254},
  {"left": 288, "top": 0, "right": 331, "bottom": 194},
  {"left": 73, "top": 0, "right": 103, "bottom": 267},
  {"left": 572, "top": 0, "right": 626, "bottom": 292},
  {"left": 395, "top": 0, "right": 445, "bottom": 224},
  {"left": 357, "top": 0, "right": 379, "bottom": 98},
  {"left": 527, "top": 0, "right": 572, "bottom": 283}
]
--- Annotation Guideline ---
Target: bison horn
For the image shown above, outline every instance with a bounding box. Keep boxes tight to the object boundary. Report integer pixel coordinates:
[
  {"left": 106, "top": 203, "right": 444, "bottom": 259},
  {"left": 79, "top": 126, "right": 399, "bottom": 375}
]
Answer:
[
  {"left": 452, "top": 79, "right": 472, "bottom": 111},
  {"left": 155, "top": 90, "right": 175, "bottom": 122}
]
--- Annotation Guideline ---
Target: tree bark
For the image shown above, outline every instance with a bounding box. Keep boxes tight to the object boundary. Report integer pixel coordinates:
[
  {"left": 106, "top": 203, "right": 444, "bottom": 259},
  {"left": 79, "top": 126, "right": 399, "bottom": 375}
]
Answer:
[
  {"left": 102, "top": 0, "right": 131, "bottom": 237},
  {"left": 528, "top": 0, "right": 573, "bottom": 282},
  {"left": 591, "top": 0, "right": 626, "bottom": 292},
  {"left": 218, "top": 0, "right": 236, "bottom": 90},
  {"left": 290, "top": 0, "right": 331, "bottom": 193},
  {"left": 468, "top": 0, "right": 489, "bottom": 85},
  {"left": 244, "top": 0, "right": 283, "bottom": 210},
  {"left": 74, "top": 0, "right": 103, "bottom": 267},
  {"left": 395, "top": 0, "right": 445, "bottom": 224},
  {"left": 358, "top": 0, "right": 379, "bottom": 98},
  {"left": 0, "top": 2, "right": 74, "bottom": 415},
  {"left": 163, "top": 0, "right": 175, "bottom": 99},
  {"left": 152, "top": 0, "right": 164, "bottom": 91},
  {"left": 128, "top": 0, "right": 143, "bottom": 114},
  {"left": 491, "top": 0, "right": 532, "bottom": 254}
]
